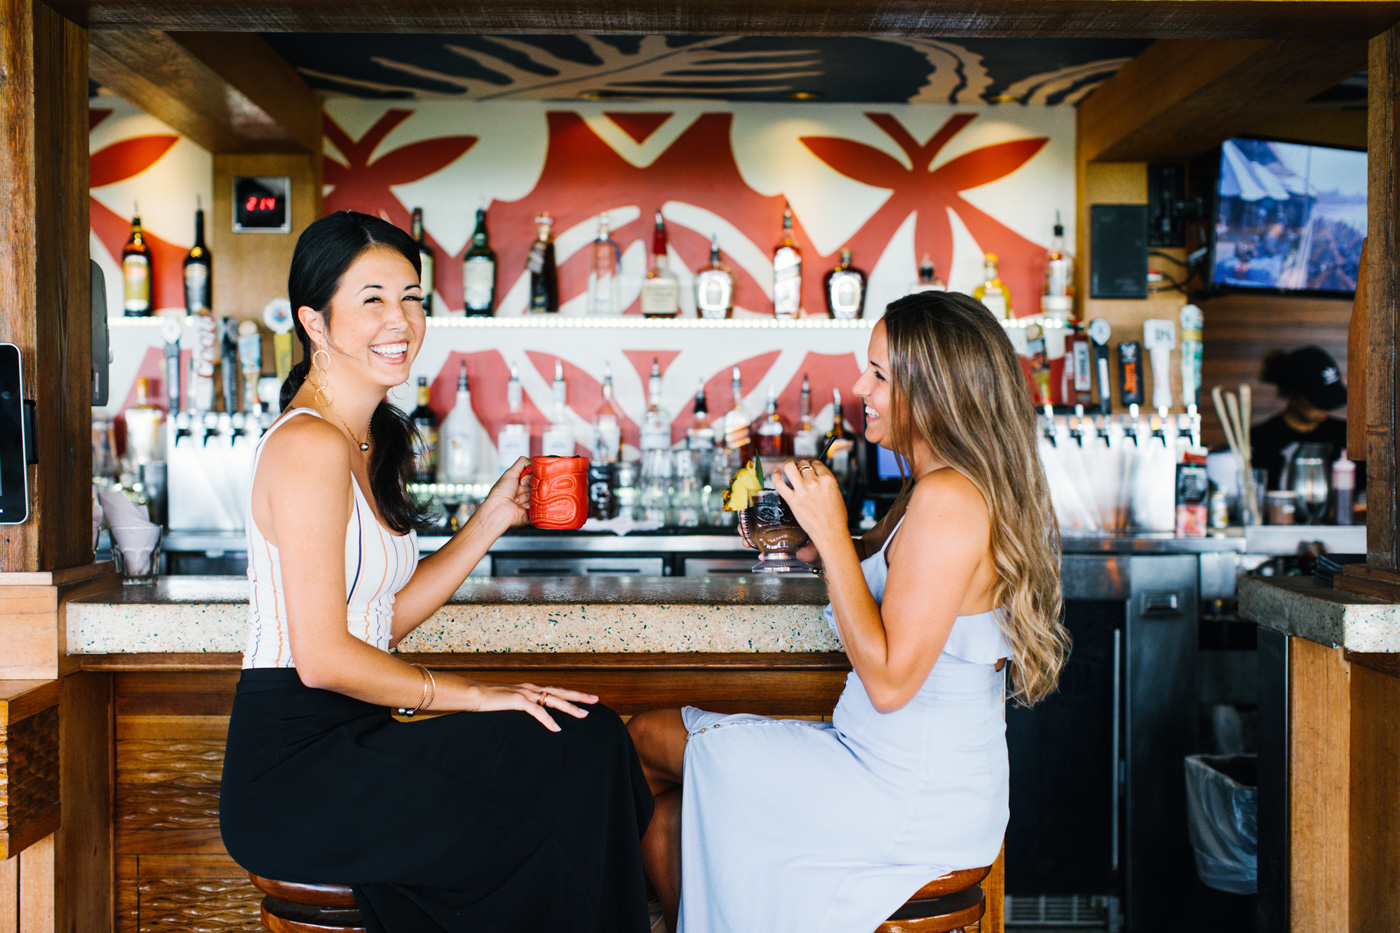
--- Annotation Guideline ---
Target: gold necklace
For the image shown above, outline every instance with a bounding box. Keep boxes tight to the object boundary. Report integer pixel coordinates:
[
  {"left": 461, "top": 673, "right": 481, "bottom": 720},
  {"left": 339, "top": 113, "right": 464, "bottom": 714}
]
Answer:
[{"left": 321, "top": 397, "right": 370, "bottom": 452}]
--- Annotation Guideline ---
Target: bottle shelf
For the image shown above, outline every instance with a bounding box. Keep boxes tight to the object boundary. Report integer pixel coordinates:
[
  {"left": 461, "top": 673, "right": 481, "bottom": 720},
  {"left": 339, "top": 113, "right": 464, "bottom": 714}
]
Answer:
[{"left": 111, "top": 313, "right": 1073, "bottom": 331}]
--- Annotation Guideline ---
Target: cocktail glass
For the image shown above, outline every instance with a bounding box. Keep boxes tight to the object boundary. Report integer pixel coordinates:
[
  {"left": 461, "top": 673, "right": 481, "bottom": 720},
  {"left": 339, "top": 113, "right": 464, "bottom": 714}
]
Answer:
[{"left": 736, "top": 489, "right": 812, "bottom": 573}]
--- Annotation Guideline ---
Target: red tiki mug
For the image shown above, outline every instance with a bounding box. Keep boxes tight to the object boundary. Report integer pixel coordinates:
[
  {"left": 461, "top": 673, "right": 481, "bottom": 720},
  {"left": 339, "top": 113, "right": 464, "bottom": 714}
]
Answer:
[{"left": 525, "top": 456, "right": 590, "bottom": 530}]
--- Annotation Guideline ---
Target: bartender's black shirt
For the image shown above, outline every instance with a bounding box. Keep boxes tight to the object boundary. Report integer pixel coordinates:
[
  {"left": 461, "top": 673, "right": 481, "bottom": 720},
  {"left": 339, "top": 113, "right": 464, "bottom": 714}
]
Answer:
[{"left": 1250, "top": 414, "right": 1363, "bottom": 492}]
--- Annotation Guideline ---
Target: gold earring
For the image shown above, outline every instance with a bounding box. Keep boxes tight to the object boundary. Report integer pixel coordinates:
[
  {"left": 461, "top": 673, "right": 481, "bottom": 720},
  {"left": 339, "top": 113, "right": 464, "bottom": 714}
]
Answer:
[
  {"left": 390, "top": 382, "right": 409, "bottom": 401},
  {"left": 311, "top": 348, "right": 331, "bottom": 376}
]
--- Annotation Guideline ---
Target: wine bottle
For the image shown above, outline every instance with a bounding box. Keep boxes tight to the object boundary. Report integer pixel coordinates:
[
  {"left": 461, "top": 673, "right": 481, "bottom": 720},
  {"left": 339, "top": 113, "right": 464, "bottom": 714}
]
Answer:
[
  {"left": 409, "top": 376, "right": 439, "bottom": 483},
  {"left": 411, "top": 207, "right": 435, "bottom": 315},
  {"left": 122, "top": 203, "right": 152, "bottom": 317},
  {"left": 183, "top": 196, "right": 212, "bottom": 315},
  {"left": 527, "top": 212, "right": 559, "bottom": 314},
  {"left": 463, "top": 207, "right": 496, "bottom": 316}
]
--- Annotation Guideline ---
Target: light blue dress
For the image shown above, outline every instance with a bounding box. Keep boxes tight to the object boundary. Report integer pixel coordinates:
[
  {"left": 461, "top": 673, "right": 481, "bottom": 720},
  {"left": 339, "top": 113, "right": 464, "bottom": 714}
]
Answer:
[{"left": 679, "top": 520, "right": 1010, "bottom": 933}]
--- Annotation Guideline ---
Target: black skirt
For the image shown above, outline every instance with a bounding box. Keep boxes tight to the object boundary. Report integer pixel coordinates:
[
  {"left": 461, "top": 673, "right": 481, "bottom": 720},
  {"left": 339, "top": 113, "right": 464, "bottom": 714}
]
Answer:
[{"left": 220, "top": 668, "right": 654, "bottom": 933}]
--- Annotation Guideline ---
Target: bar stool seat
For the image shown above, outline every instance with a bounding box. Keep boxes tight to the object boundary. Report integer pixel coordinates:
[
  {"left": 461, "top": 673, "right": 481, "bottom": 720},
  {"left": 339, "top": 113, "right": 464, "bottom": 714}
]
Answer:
[
  {"left": 874, "top": 864, "right": 991, "bottom": 933},
  {"left": 248, "top": 873, "right": 366, "bottom": 933}
]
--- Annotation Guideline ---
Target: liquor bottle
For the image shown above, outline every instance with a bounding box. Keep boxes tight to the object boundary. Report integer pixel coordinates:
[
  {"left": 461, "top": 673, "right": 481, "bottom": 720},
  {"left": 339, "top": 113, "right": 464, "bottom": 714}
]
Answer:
[
  {"left": 123, "top": 375, "right": 165, "bottom": 465},
  {"left": 792, "top": 374, "right": 819, "bottom": 458},
  {"left": 122, "top": 204, "right": 152, "bottom": 317},
  {"left": 183, "top": 196, "right": 212, "bottom": 315},
  {"left": 719, "top": 366, "right": 753, "bottom": 457},
  {"left": 526, "top": 212, "right": 559, "bottom": 314},
  {"left": 463, "top": 208, "right": 496, "bottom": 316},
  {"left": 587, "top": 213, "right": 622, "bottom": 316},
  {"left": 541, "top": 360, "right": 574, "bottom": 457},
  {"left": 826, "top": 388, "right": 855, "bottom": 482},
  {"left": 693, "top": 236, "right": 733, "bottom": 320},
  {"left": 409, "top": 376, "right": 439, "bottom": 483},
  {"left": 640, "top": 358, "right": 672, "bottom": 453},
  {"left": 640, "top": 210, "right": 680, "bottom": 319},
  {"left": 411, "top": 207, "right": 435, "bottom": 315},
  {"left": 592, "top": 363, "right": 623, "bottom": 463},
  {"left": 753, "top": 384, "right": 790, "bottom": 458},
  {"left": 772, "top": 202, "right": 802, "bottom": 319},
  {"left": 1064, "top": 323, "right": 1093, "bottom": 408},
  {"left": 497, "top": 363, "right": 532, "bottom": 466},
  {"left": 973, "top": 253, "right": 1012, "bottom": 321},
  {"left": 1041, "top": 211, "right": 1074, "bottom": 317},
  {"left": 438, "top": 361, "right": 478, "bottom": 483},
  {"left": 823, "top": 249, "right": 866, "bottom": 320},
  {"left": 686, "top": 378, "right": 716, "bottom": 451},
  {"left": 909, "top": 253, "right": 947, "bottom": 294}
]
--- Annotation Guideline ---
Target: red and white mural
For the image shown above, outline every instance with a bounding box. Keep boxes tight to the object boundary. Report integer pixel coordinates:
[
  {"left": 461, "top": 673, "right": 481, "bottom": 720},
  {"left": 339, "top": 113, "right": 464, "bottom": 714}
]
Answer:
[{"left": 94, "top": 97, "right": 1075, "bottom": 469}]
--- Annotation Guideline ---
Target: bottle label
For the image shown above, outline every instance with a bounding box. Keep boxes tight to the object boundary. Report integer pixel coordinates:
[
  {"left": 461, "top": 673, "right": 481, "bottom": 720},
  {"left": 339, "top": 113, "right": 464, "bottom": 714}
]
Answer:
[
  {"left": 696, "top": 271, "right": 733, "bottom": 318},
  {"left": 641, "top": 421, "right": 671, "bottom": 451},
  {"left": 979, "top": 292, "right": 1007, "bottom": 319},
  {"left": 773, "top": 247, "right": 801, "bottom": 318},
  {"left": 593, "top": 416, "right": 621, "bottom": 462},
  {"left": 792, "top": 429, "right": 819, "bottom": 458},
  {"left": 464, "top": 258, "right": 495, "bottom": 312},
  {"left": 542, "top": 424, "right": 574, "bottom": 457},
  {"left": 183, "top": 263, "right": 210, "bottom": 314},
  {"left": 497, "top": 425, "right": 530, "bottom": 465},
  {"left": 124, "top": 255, "right": 150, "bottom": 312},
  {"left": 413, "top": 428, "right": 439, "bottom": 476},
  {"left": 419, "top": 251, "right": 435, "bottom": 313},
  {"left": 1072, "top": 340, "right": 1093, "bottom": 392},
  {"left": 442, "top": 432, "right": 477, "bottom": 482},
  {"left": 640, "top": 278, "right": 680, "bottom": 316},
  {"left": 828, "top": 271, "right": 863, "bottom": 319},
  {"left": 1046, "top": 257, "right": 1070, "bottom": 298}
]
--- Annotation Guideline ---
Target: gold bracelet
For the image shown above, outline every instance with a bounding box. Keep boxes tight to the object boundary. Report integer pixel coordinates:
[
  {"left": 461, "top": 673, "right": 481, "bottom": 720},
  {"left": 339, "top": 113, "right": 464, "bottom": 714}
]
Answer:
[
  {"left": 396, "top": 664, "right": 431, "bottom": 717},
  {"left": 422, "top": 667, "right": 437, "bottom": 711}
]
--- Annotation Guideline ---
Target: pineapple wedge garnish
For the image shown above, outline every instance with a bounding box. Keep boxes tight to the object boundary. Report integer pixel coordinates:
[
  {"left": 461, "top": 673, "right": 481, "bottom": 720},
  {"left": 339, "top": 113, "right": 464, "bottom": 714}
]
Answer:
[{"left": 722, "top": 457, "right": 765, "bottom": 511}]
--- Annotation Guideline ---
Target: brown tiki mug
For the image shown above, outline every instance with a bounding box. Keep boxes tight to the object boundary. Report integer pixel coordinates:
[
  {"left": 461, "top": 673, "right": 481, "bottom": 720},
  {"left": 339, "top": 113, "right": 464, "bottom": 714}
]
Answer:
[{"left": 525, "top": 456, "right": 590, "bottom": 530}]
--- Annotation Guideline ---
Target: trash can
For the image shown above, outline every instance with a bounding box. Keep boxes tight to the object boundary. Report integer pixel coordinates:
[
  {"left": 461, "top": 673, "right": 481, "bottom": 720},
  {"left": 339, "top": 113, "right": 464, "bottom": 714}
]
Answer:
[{"left": 1184, "top": 754, "right": 1258, "bottom": 894}]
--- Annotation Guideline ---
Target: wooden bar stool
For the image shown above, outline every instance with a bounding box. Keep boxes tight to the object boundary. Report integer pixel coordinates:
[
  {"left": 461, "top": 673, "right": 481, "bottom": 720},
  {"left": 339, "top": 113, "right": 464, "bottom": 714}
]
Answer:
[
  {"left": 876, "top": 847, "right": 1005, "bottom": 933},
  {"left": 248, "top": 873, "right": 366, "bottom": 933}
]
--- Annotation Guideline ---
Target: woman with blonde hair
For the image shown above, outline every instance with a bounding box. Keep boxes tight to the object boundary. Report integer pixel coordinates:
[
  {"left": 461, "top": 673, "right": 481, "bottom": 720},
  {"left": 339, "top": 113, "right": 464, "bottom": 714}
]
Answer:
[{"left": 628, "top": 290, "right": 1069, "bottom": 933}]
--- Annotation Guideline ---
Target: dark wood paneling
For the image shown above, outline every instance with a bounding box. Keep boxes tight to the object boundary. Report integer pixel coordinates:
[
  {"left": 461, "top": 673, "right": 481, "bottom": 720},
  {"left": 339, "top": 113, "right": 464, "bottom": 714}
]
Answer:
[
  {"left": 1197, "top": 292, "right": 1353, "bottom": 449},
  {"left": 57, "top": 671, "right": 113, "bottom": 933},
  {"left": 1079, "top": 38, "right": 1366, "bottom": 164},
  {"left": 1348, "top": 661, "right": 1400, "bottom": 929},
  {"left": 50, "top": 0, "right": 1400, "bottom": 36},
  {"left": 0, "top": 0, "right": 91, "bottom": 573},
  {"left": 1370, "top": 27, "right": 1400, "bottom": 572}
]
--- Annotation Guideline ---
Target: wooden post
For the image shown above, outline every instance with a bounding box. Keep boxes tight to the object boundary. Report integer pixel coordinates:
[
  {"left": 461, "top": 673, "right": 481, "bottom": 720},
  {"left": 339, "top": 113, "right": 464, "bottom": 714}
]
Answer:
[{"left": 0, "top": 0, "right": 92, "bottom": 574}]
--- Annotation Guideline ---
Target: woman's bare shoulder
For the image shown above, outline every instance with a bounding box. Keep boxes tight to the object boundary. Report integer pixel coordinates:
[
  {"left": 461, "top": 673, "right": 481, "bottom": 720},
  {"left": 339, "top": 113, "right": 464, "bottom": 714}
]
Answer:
[
  {"left": 258, "top": 413, "right": 350, "bottom": 479},
  {"left": 907, "top": 467, "right": 988, "bottom": 519}
]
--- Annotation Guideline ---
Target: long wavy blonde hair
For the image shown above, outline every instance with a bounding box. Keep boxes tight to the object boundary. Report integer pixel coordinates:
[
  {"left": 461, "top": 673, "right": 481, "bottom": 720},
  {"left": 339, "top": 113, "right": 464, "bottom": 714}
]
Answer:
[{"left": 882, "top": 292, "right": 1069, "bottom": 705}]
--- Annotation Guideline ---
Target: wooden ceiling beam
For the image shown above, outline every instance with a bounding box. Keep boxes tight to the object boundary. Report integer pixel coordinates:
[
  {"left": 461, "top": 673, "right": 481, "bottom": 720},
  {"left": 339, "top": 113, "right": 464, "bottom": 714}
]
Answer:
[
  {"left": 1078, "top": 37, "right": 1368, "bottom": 163},
  {"left": 53, "top": 0, "right": 1400, "bottom": 38},
  {"left": 88, "top": 30, "right": 320, "bottom": 153}
]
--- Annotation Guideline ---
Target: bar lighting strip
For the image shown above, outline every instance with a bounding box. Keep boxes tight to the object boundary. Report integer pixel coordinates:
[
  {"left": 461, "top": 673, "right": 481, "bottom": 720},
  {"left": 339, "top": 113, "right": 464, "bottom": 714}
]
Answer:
[
  {"left": 112, "top": 315, "right": 1067, "bottom": 331},
  {"left": 408, "top": 482, "right": 495, "bottom": 497}
]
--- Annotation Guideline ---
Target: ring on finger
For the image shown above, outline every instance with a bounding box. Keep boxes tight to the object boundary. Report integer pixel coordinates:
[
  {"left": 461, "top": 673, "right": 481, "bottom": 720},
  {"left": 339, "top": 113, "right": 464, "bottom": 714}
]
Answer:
[{"left": 537, "top": 689, "right": 551, "bottom": 706}]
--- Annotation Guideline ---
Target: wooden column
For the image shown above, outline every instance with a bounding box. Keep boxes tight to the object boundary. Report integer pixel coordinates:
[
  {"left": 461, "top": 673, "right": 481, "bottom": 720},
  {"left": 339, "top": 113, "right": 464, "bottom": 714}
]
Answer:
[{"left": 0, "top": 0, "right": 92, "bottom": 575}]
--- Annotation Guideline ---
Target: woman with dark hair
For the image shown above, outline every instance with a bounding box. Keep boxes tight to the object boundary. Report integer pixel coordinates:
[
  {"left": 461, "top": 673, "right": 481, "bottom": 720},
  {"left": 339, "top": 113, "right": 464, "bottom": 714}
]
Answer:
[
  {"left": 219, "top": 210, "right": 653, "bottom": 933},
  {"left": 628, "top": 292, "right": 1069, "bottom": 933}
]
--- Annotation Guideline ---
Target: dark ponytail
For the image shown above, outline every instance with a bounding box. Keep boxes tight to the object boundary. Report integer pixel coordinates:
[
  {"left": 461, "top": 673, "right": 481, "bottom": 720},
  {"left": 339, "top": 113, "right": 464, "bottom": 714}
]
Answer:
[{"left": 281, "top": 210, "right": 430, "bottom": 534}]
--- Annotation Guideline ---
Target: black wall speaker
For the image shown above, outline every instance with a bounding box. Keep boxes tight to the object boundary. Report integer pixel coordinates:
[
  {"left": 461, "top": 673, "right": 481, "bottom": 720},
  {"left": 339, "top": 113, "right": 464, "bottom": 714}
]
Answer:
[{"left": 1090, "top": 204, "right": 1148, "bottom": 300}]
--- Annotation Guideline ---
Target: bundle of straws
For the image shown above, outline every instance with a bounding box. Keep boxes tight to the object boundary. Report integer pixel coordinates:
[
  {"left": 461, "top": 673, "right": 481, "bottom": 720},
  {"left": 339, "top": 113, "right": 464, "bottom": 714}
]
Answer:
[{"left": 1212, "top": 385, "right": 1258, "bottom": 525}]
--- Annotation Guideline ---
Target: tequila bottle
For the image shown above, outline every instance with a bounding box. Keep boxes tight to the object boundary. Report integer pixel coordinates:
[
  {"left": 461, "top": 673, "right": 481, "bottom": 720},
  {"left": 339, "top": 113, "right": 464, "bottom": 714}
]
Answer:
[{"left": 695, "top": 235, "right": 734, "bottom": 320}]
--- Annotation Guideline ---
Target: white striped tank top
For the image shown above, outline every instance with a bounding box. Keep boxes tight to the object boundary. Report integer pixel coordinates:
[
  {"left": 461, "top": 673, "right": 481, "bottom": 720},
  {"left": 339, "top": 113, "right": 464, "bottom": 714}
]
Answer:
[{"left": 243, "top": 408, "right": 419, "bottom": 669}]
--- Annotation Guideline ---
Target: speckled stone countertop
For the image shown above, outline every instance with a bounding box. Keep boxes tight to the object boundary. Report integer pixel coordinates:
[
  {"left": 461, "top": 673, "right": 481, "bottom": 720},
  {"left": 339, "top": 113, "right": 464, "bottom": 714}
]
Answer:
[
  {"left": 66, "top": 575, "right": 840, "bottom": 655},
  {"left": 1238, "top": 576, "right": 1400, "bottom": 652}
]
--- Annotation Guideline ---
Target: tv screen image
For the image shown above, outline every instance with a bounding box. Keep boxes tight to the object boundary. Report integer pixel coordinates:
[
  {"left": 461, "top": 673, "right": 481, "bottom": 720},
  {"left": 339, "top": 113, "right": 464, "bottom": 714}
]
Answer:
[{"left": 1212, "top": 137, "right": 1366, "bottom": 295}]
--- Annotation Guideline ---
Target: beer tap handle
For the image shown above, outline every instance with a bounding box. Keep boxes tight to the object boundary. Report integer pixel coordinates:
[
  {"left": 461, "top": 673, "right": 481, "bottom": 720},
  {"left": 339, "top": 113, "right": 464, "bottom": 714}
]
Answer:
[
  {"left": 160, "top": 316, "right": 183, "bottom": 415},
  {"left": 1088, "top": 318, "right": 1112, "bottom": 416},
  {"left": 219, "top": 317, "right": 239, "bottom": 413}
]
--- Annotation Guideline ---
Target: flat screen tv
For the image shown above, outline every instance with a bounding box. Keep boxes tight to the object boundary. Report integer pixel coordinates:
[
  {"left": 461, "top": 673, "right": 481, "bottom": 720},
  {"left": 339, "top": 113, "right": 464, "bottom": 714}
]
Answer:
[{"left": 1211, "top": 136, "right": 1366, "bottom": 296}]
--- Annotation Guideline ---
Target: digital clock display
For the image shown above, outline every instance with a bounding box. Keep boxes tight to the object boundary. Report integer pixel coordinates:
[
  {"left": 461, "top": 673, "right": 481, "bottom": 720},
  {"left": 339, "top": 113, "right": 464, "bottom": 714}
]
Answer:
[{"left": 232, "top": 176, "right": 291, "bottom": 233}]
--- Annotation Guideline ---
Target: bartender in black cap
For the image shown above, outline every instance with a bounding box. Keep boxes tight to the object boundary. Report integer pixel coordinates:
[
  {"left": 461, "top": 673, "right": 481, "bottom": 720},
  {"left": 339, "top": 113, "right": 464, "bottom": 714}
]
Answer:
[{"left": 1252, "top": 345, "right": 1361, "bottom": 491}]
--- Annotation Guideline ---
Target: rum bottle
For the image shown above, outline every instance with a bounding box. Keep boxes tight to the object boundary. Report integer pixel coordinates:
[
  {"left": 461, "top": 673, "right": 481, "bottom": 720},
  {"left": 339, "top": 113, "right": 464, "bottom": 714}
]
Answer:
[
  {"left": 823, "top": 249, "right": 866, "bottom": 320},
  {"left": 411, "top": 207, "right": 435, "bottom": 315},
  {"left": 438, "top": 361, "right": 478, "bottom": 483},
  {"left": 497, "top": 363, "right": 532, "bottom": 466},
  {"left": 973, "top": 253, "right": 1012, "bottom": 321},
  {"left": 587, "top": 213, "right": 622, "bottom": 317},
  {"left": 527, "top": 212, "right": 559, "bottom": 314},
  {"left": 541, "top": 360, "right": 574, "bottom": 457},
  {"left": 122, "top": 204, "right": 152, "bottom": 317},
  {"left": 772, "top": 203, "right": 802, "bottom": 319},
  {"left": 695, "top": 235, "right": 734, "bottom": 319},
  {"left": 640, "top": 211, "right": 680, "bottom": 318},
  {"left": 752, "top": 384, "right": 790, "bottom": 458},
  {"left": 409, "top": 376, "right": 439, "bottom": 483},
  {"left": 183, "top": 196, "right": 212, "bottom": 315},
  {"left": 463, "top": 208, "right": 496, "bottom": 316}
]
